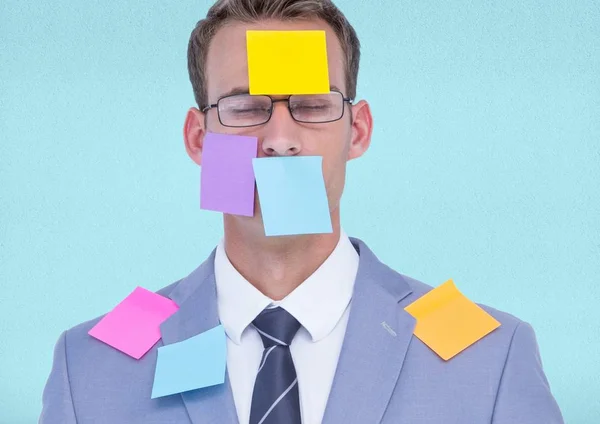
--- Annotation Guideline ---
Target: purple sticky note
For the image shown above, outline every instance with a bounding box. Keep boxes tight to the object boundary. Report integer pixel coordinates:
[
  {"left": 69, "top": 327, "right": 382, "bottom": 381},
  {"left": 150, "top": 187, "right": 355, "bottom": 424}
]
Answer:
[
  {"left": 200, "top": 132, "right": 258, "bottom": 216},
  {"left": 88, "top": 286, "right": 179, "bottom": 359}
]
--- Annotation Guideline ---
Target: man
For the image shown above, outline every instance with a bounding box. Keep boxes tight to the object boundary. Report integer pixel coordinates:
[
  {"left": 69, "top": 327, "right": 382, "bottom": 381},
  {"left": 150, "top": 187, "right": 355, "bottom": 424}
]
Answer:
[{"left": 40, "top": 0, "right": 564, "bottom": 423}]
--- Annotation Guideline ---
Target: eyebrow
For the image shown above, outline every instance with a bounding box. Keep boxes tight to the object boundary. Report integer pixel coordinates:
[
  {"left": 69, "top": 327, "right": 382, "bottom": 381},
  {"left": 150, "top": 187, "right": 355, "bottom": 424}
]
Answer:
[
  {"left": 217, "top": 85, "right": 344, "bottom": 100},
  {"left": 219, "top": 86, "right": 250, "bottom": 98}
]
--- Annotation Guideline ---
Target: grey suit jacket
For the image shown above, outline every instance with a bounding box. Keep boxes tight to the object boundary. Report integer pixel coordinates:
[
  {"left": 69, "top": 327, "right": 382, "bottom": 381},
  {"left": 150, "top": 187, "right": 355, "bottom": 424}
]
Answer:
[{"left": 40, "top": 237, "right": 564, "bottom": 423}]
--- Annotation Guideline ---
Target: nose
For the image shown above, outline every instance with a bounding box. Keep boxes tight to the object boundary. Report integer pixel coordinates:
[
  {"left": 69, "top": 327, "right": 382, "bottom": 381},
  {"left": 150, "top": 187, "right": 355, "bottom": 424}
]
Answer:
[{"left": 259, "top": 100, "right": 302, "bottom": 157}]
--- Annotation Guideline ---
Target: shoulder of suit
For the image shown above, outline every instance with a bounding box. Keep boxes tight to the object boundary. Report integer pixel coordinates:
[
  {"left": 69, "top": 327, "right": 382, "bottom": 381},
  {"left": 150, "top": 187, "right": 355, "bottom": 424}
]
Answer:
[
  {"left": 62, "top": 277, "right": 185, "bottom": 343},
  {"left": 398, "top": 273, "right": 525, "bottom": 332}
]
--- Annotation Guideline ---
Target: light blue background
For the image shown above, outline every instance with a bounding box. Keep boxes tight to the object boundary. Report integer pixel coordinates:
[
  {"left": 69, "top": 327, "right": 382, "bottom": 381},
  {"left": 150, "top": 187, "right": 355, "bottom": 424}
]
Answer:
[{"left": 1, "top": 0, "right": 598, "bottom": 422}]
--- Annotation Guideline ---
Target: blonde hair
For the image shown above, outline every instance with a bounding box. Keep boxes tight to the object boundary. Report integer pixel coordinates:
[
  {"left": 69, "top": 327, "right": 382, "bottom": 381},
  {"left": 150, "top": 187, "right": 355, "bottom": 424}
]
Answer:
[{"left": 187, "top": 0, "right": 361, "bottom": 108}]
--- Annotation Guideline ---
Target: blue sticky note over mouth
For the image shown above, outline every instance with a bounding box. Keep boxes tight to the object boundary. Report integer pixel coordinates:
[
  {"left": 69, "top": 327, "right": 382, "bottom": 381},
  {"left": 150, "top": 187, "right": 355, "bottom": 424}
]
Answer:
[
  {"left": 252, "top": 156, "right": 333, "bottom": 236},
  {"left": 151, "top": 325, "right": 226, "bottom": 399}
]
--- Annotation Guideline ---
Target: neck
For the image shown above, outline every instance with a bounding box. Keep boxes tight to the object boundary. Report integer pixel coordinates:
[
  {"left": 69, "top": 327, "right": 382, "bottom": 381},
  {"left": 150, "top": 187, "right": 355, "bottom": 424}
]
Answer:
[{"left": 222, "top": 209, "right": 342, "bottom": 301}]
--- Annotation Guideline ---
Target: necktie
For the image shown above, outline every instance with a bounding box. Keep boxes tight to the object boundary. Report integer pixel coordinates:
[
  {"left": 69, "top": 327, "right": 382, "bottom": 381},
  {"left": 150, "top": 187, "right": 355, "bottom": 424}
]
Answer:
[{"left": 249, "top": 307, "right": 302, "bottom": 424}]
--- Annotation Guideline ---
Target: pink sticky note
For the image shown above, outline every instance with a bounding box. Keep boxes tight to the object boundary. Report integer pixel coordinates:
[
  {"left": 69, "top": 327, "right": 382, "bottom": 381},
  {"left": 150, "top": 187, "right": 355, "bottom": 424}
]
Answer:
[{"left": 88, "top": 286, "right": 179, "bottom": 359}]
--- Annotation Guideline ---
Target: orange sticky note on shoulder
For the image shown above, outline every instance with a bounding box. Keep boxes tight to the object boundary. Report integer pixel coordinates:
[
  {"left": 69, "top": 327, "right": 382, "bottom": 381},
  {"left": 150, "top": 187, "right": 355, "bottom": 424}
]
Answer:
[
  {"left": 404, "top": 279, "right": 501, "bottom": 360},
  {"left": 246, "top": 30, "right": 330, "bottom": 95}
]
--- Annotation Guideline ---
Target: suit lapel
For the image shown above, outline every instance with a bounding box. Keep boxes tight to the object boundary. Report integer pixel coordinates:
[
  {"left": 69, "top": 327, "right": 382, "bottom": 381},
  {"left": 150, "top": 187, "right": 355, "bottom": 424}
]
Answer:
[
  {"left": 157, "top": 237, "right": 415, "bottom": 424},
  {"left": 322, "top": 238, "right": 416, "bottom": 424},
  {"left": 159, "top": 249, "right": 239, "bottom": 424}
]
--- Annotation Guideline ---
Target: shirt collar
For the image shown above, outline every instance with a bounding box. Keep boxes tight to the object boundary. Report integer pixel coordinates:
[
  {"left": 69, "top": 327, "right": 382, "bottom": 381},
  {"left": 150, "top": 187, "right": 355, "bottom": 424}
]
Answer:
[{"left": 215, "top": 229, "right": 359, "bottom": 345}]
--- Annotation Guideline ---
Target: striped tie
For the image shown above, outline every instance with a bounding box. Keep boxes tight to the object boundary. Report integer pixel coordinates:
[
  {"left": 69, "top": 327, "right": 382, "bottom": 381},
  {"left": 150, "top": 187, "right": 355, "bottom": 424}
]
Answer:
[{"left": 249, "top": 307, "right": 302, "bottom": 424}]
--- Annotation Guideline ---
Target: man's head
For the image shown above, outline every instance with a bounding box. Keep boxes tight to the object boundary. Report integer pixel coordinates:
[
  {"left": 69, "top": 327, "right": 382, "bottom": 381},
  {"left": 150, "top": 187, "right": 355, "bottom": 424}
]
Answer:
[{"left": 184, "top": 0, "right": 373, "bottom": 237}]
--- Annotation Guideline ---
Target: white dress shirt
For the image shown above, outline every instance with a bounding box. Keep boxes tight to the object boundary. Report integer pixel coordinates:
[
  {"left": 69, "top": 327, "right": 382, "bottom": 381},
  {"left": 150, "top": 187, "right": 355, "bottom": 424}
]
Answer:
[{"left": 214, "top": 229, "right": 359, "bottom": 424}]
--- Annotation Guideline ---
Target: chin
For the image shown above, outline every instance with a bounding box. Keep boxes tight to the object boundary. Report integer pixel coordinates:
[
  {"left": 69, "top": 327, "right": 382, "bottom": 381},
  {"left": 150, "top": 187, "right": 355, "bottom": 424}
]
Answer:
[{"left": 224, "top": 208, "right": 265, "bottom": 235}]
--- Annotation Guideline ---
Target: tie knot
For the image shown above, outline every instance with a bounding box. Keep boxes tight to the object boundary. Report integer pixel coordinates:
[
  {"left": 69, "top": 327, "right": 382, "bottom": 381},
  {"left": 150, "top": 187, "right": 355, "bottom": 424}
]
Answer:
[{"left": 252, "top": 307, "right": 301, "bottom": 348}]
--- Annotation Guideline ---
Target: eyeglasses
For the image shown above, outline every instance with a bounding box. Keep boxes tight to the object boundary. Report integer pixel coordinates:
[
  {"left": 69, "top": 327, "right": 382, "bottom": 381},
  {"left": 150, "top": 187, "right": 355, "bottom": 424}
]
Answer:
[{"left": 201, "top": 90, "right": 353, "bottom": 128}]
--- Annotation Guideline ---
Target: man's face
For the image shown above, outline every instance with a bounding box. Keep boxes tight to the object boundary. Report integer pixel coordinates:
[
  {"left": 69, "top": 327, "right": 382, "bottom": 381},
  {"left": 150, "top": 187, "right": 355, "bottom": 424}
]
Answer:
[{"left": 187, "top": 18, "right": 372, "bottom": 231}]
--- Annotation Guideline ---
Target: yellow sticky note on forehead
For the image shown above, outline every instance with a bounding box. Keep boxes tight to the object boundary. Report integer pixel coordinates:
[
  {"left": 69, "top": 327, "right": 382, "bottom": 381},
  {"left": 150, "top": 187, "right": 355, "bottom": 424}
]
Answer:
[
  {"left": 246, "top": 30, "right": 330, "bottom": 95},
  {"left": 405, "top": 279, "right": 501, "bottom": 361}
]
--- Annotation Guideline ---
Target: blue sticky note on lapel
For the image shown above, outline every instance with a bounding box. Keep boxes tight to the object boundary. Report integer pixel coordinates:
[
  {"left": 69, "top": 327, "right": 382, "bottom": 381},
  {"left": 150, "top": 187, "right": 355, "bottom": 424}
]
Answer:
[
  {"left": 151, "top": 325, "right": 226, "bottom": 399},
  {"left": 252, "top": 156, "right": 333, "bottom": 236}
]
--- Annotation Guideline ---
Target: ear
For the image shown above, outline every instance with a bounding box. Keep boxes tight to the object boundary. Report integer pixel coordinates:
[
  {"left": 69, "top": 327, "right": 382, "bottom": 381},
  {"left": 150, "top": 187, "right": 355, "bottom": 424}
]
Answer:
[
  {"left": 347, "top": 99, "right": 373, "bottom": 161},
  {"left": 183, "top": 107, "right": 206, "bottom": 166}
]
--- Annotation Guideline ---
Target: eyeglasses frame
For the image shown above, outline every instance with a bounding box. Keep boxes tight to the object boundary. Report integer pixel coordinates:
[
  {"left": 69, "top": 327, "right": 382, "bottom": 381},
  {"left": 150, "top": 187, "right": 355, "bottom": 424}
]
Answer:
[{"left": 201, "top": 89, "right": 354, "bottom": 128}]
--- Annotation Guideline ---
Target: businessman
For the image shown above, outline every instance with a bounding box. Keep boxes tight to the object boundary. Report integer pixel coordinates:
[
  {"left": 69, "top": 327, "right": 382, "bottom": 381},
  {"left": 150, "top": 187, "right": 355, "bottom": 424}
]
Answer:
[{"left": 40, "top": 0, "right": 564, "bottom": 423}]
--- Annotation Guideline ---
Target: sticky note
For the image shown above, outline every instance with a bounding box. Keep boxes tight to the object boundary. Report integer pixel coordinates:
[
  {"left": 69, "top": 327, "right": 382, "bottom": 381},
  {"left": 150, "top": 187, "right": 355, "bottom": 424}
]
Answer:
[
  {"left": 88, "top": 287, "right": 179, "bottom": 359},
  {"left": 404, "top": 279, "right": 501, "bottom": 361},
  {"left": 200, "top": 132, "right": 258, "bottom": 216},
  {"left": 247, "top": 30, "right": 330, "bottom": 95},
  {"left": 252, "top": 156, "right": 332, "bottom": 236},
  {"left": 151, "top": 325, "right": 227, "bottom": 398}
]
